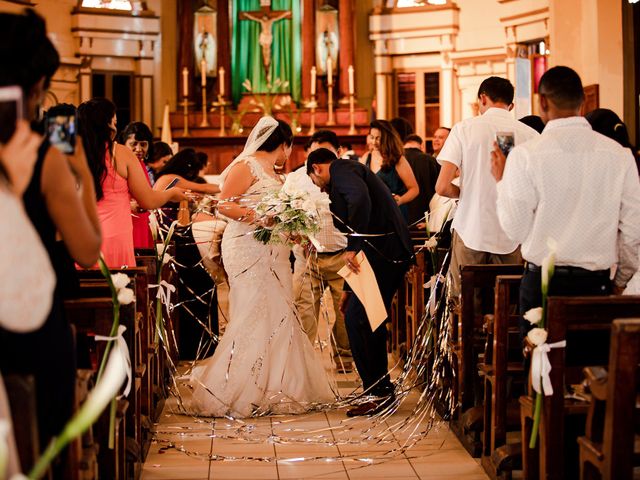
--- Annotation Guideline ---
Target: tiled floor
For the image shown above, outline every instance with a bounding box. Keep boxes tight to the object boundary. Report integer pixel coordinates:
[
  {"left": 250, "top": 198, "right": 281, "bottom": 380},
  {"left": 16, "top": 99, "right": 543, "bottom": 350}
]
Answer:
[
  {"left": 142, "top": 382, "right": 488, "bottom": 479},
  {"left": 142, "top": 287, "right": 489, "bottom": 480}
]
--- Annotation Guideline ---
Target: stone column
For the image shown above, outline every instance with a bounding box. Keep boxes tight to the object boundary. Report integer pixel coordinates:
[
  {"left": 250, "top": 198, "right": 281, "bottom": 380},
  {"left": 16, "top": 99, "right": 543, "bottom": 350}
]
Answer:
[
  {"left": 217, "top": 0, "right": 231, "bottom": 100},
  {"left": 338, "top": 0, "right": 356, "bottom": 102},
  {"left": 301, "top": 0, "right": 315, "bottom": 100},
  {"left": 440, "top": 51, "right": 454, "bottom": 128}
]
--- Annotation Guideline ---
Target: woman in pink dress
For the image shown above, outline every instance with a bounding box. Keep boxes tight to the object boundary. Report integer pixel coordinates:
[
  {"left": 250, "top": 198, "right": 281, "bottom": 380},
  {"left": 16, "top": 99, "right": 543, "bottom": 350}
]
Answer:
[
  {"left": 78, "top": 98, "right": 185, "bottom": 268},
  {"left": 121, "top": 121, "right": 155, "bottom": 249}
]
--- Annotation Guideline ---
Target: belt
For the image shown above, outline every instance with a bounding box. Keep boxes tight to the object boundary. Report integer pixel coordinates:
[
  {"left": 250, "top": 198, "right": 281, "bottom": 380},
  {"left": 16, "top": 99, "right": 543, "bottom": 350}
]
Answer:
[
  {"left": 525, "top": 261, "right": 610, "bottom": 277},
  {"left": 316, "top": 249, "right": 345, "bottom": 256}
]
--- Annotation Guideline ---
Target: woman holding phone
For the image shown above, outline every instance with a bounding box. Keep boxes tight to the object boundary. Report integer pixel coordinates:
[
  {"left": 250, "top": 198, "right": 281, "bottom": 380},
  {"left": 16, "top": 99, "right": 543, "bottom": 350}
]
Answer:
[{"left": 77, "top": 98, "right": 185, "bottom": 268}]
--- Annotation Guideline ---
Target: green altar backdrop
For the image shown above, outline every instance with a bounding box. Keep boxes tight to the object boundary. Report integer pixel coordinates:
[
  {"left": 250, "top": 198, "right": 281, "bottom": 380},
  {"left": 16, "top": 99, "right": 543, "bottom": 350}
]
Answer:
[{"left": 231, "top": 0, "right": 301, "bottom": 105}]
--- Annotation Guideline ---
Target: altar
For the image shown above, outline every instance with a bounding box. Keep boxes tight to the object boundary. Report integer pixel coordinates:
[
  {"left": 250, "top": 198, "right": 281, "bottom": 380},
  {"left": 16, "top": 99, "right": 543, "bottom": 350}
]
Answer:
[{"left": 171, "top": 0, "right": 367, "bottom": 174}]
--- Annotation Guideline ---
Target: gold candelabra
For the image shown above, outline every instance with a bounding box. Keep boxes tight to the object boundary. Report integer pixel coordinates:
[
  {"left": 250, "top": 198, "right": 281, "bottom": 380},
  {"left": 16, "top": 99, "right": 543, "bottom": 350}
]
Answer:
[
  {"left": 308, "top": 95, "right": 317, "bottom": 135},
  {"left": 181, "top": 97, "right": 190, "bottom": 136},
  {"left": 199, "top": 86, "right": 209, "bottom": 128},
  {"left": 326, "top": 83, "right": 336, "bottom": 126},
  {"left": 348, "top": 93, "right": 356, "bottom": 135},
  {"left": 211, "top": 95, "right": 229, "bottom": 137}
]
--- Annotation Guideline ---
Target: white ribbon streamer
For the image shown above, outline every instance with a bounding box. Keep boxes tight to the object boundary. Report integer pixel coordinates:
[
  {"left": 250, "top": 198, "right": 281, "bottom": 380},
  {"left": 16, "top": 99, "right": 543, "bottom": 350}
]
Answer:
[
  {"left": 95, "top": 325, "right": 132, "bottom": 398},
  {"left": 149, "top": 280, "right": 176, "bottom": 311},
  {"left": 423, "top": 274, "right": 445, "bottom": 316},
  {"left": 531, "top": 340, "right": 566, "bottom": 395}
]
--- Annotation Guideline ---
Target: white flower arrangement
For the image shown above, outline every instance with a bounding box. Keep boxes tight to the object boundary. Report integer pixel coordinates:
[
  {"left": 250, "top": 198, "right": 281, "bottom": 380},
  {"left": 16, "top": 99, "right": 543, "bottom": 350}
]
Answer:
[{"left": 253, "top": 175, "right": 330, "bottom": 246}]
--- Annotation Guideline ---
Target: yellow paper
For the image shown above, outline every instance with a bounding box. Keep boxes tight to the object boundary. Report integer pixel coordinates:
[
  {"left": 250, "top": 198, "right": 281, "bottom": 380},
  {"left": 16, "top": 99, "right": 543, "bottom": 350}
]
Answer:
[{"left": 338, "top": 251, "right": 387, "bottom": 332}]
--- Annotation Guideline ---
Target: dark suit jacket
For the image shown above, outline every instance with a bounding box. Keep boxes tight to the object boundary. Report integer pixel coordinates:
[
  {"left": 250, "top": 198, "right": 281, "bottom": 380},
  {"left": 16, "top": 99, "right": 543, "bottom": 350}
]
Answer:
[
  {"left": 327, "top": 159, "right": 413, "bottom": 264},
  {"left": 404, "top": 148, "right": 438, "bottom": 225}
]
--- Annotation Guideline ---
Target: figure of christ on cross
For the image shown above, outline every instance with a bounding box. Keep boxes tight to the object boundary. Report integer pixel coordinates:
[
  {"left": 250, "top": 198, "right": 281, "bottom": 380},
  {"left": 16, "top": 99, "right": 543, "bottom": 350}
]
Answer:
[{"left": 239, "top": 4, "right": 291, "bottom": 80}]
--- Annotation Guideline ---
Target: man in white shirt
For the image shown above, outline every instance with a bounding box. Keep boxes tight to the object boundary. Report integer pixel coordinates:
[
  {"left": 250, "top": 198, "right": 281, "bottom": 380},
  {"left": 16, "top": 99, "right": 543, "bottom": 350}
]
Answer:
[
  {"left": 436, "top": 76, "right": 539, "bottom": 295},
  {"left": 492, "top": 66, "right": 640, "bottom": 338},
  {"left": 290, "top": 130, "right": 352, "bottom": 366}
]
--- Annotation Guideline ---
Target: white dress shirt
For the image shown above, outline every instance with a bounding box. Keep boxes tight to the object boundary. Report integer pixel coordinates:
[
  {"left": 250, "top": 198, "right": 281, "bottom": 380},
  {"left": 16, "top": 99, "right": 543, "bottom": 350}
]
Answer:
[
  {"left": 496, "top": 116, "right": 640, "bottom": 287},
  {"left": 287, "top": 167, "right": 347, "bottom": 252},
  {"left": 438, "top": 107, "right": 539, "bottom": 254}
]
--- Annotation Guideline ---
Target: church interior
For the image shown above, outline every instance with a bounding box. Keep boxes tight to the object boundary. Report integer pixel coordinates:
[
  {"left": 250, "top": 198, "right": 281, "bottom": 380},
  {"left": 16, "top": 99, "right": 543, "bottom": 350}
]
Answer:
[{"left": 1, "top": 0, "right": 640, "bottom": 479}]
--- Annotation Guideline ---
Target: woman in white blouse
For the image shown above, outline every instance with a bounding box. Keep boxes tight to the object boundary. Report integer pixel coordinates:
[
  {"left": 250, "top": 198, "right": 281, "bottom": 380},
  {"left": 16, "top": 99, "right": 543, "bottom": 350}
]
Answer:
[{"left": 0, "top": 120, "right": 55, "bottom": 479}]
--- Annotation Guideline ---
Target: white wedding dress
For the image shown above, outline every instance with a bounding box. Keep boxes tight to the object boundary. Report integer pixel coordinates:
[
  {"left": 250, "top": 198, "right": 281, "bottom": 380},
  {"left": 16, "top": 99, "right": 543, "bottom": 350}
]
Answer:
[{"left": 185, "top": 157, "right": 334, "bottom": 417}]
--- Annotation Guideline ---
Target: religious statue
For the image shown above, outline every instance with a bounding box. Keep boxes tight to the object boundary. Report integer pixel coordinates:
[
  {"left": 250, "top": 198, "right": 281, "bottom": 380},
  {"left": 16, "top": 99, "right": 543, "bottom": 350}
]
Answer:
[
  {"left": 194, "top": 6, "right": 217, "bottom": 76},
  {"left": 316, "top": 28, "right": 339, "bottom": 76},
  {"left": 239, "top": 6, "right": 292, "bottom": 80},
  {"left": 195, "top": 26, "right": 216, "bottom": 75}
]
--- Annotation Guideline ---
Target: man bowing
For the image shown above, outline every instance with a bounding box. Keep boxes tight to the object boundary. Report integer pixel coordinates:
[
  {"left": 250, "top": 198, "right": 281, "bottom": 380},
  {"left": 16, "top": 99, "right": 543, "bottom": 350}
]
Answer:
[{"left": 307, "top": 148, "right": 413, "bottom": 416}]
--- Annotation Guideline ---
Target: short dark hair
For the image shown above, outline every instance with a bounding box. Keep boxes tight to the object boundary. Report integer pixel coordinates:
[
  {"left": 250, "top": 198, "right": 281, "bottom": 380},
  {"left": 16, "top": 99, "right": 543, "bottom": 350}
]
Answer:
[
  {"left": 310, "top": 129, "right": 340, "bottom": 151},
  {"left": 340, "top": 141, "right": 353, "bottom": 150},
  {"left": 405, "top": 134, "right": 423, "bottom": 145},
  {"left": 120, "top": 121, "right": 154, "bottom": 162},
  {"left": 152, "top": 141, "right": 173, "bottom": 162},
  {"left": 257, "top": 119, "right": 293, "bottom": 152},
  {"left": 0, "top": 10, "right": 60, "bottom": 98},
  {"left": 436, "top": 126, "right": 451, "bottom": 132},
  {"left": 477, "top": 76, "right": 514, "bottom": 105},
  {"left": 157, "top": 148, "right": 200, "bottom": 181},
  {"left": 538, "top": 66, "right": 584, "bottom": 110},
  {"left": 518, "top": 115, "right": 545, "bottom": 134},
  {"left": 306, "top": 147, "right": 337, "bottom": 175},
  {"left": 390, "top": 117, "right": 414, "bottom": 143}
]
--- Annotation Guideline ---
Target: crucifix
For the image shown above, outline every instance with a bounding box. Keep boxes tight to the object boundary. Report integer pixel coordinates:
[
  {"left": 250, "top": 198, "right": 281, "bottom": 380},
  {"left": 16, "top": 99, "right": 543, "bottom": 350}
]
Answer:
[{"left": 239, "top": 1, "right": 291, "bottom": 81}]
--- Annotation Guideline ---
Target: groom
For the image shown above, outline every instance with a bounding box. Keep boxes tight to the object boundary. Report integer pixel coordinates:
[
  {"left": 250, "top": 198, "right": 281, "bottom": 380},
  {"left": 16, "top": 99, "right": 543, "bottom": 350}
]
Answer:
[{"left": 307, "top": 148, "right": 413, "bottom": 416}]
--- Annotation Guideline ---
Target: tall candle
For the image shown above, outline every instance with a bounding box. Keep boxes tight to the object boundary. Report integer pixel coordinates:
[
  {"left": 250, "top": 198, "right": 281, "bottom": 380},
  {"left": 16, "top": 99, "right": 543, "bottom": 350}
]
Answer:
[
  {"left": 310, "top": 66, "right": 316, "bottom": 96},
  {"left": 327, "top": 57, "right": 333, "bottom": 86},
  {"left": 182, "top": 67, "right": 189, "bottom": 97},
  {"left": 200, "top": 59, "right": 207, "bottom": 87},
  {"left": 219, "top": 67, "right": 225, "bottom": 97},
  {"left": 348, "top": 65, "right": 354, "bottom": 95}
]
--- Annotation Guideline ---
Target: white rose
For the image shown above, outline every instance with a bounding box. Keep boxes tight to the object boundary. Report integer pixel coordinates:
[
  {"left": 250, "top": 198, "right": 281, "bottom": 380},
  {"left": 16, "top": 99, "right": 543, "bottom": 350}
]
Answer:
[
  {"left": 278, "top": 191, "right": 289, "bottom": 201},
  {"left": 523, "top": 307, "right": 543, "bottom": 325},
  {"left": 117, "top": 287, "right": 135, "bottom": 305},
  {"left": 302, "top": 199, "right": 316, "bottom": 212},
  {"left": 527, "top": 327, "right": 548, "bottom": 346},
  {"left": 424, "top": 237, "right": 438, "bottom": 250},
  {"left": 111, "top": 273, "right": 130, "bottom": 290},
  {"left": 291, "top": 199, "right": 304, "bottom": 210}
]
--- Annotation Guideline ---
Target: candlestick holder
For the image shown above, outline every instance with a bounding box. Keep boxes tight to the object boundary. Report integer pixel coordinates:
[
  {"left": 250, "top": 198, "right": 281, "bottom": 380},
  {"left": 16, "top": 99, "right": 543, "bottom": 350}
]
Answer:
[
  {"left": 348, "top": 93, "right": 356, "bottom": 135},
  {"left": 211, "top": 95, "right": 230, "bottom": 137},
  {"left": 199, "top": 86, "right": 209, "bottom": 128},
  {"left": 181, "top": 97, "right": 190, "bottom": 136},
  {"left": 327, "top": 83, "right": 336, "bottom": 126},
  {"left": 309, "top": 95, "right": 317, "bottom": 135}
]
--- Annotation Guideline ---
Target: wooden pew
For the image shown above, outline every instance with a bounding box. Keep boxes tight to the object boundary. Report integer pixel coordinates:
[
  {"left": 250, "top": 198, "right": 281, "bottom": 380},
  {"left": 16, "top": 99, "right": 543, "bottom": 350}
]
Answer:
[
  {"left": 480, "top": 274, "right": 524, "bottom": 479},
  {"left": 450, "top": 263, "right": 524, "bottom": 457},
  {"left": 404, "top": 250, "right": 425, "bottom": 354},
  {"left": 519, "top": 296, "right": 640, "bottom": 480},
  {"left": 64, "top": 296, "right": 136, "bottom": 480},
  {"left": 578, "top": 318, "right": 640, "bottom": 480},
  {"left": 3, "top": 374, "right": 40, "bottom": 474}
]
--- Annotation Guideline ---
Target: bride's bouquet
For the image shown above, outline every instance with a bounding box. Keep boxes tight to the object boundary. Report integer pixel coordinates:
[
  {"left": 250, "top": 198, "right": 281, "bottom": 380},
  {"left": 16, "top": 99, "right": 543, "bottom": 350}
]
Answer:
[{"left": 253, "top": 173, "right": 330, "bottom": 246}]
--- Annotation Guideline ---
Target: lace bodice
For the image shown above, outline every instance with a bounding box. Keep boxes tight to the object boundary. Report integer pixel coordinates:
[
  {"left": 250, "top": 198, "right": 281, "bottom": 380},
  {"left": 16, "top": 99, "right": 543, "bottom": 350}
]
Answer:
[{"left": 240, "top": 156, "right": 283, "bottom": 196}]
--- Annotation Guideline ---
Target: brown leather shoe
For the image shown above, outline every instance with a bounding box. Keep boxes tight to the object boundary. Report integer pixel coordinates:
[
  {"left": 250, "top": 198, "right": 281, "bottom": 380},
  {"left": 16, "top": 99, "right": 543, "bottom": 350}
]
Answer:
[{"left": 346, "top": 401, "right": 380, "bottom": 417}]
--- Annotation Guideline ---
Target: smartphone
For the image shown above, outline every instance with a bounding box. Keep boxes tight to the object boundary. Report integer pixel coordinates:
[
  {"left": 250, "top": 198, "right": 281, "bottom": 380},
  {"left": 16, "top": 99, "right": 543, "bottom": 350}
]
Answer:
[
  {"left": 0, "top": 86, "right": 23, "bottom": 145},
  {"left": 46, "top": 104, "right": 76, "bottom": 154},
  {"left": 164, "top": 177, "right": 180, "bottom": 190},
  {"left": 495, "top": 131, "right": 515, "bottom": 156}
]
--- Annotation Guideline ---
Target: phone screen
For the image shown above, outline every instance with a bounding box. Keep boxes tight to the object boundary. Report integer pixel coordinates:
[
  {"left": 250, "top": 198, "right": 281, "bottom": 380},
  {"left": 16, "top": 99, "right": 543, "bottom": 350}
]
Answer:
[
  {"left": 47, "top": 113, "right": 76, "bottom": 154},
  {"left": 0, "top": 86, "right": 23, "bottom": 144},
  {"left": 495, "top": 132, "right": 515, "bottom": 156},
  {"left": 164, "top": 177, "right": 180, "bottom": 190}
]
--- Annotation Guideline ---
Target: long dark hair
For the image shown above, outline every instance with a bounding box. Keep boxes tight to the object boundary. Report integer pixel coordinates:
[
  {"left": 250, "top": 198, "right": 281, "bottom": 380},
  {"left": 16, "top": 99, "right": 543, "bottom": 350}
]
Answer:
[
  {"left": 120, "top": 121, "right": 154, "bottom": 163},
  {"left": 586, "top": 108, "right": 640, "bottom": 173},
  {"left": 370, "top": 119, "right": 404, "bottom": 170},
  {"left": 77, "top": 97, "right": 117, "bottom": 200},
  {"left": 156, "top": 148, "right": 201, "bottom": 181}
]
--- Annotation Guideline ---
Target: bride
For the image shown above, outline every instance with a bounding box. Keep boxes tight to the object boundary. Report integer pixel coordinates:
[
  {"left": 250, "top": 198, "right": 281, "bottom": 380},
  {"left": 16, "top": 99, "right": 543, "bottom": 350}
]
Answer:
[{"left": 184, "top": 117, "right": 334, "bottom": 417}]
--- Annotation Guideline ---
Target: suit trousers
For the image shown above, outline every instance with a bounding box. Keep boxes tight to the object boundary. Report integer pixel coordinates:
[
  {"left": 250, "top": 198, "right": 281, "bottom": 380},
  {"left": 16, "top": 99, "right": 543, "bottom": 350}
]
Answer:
[
  {"left": 345, "top": 254, "right": 410, "bottom": 397},
  {"left": 293, "top": 247, "right": 351, "bottom": 356},
  {"left": 449, "top": 230, "right": 522, "bottom": 297}
]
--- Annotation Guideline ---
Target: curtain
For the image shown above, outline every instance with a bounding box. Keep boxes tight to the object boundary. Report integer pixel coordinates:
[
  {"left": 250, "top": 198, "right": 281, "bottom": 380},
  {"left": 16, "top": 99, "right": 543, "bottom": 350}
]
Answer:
[{"left": 231, "top": 0, "right": 301, "bottom": 105}]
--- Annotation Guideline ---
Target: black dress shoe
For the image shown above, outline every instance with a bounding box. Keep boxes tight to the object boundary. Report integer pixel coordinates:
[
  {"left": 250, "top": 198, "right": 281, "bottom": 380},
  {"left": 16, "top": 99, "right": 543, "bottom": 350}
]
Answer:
[{"left": 346, "top": 401, "right": 380, "bottom": 417}]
